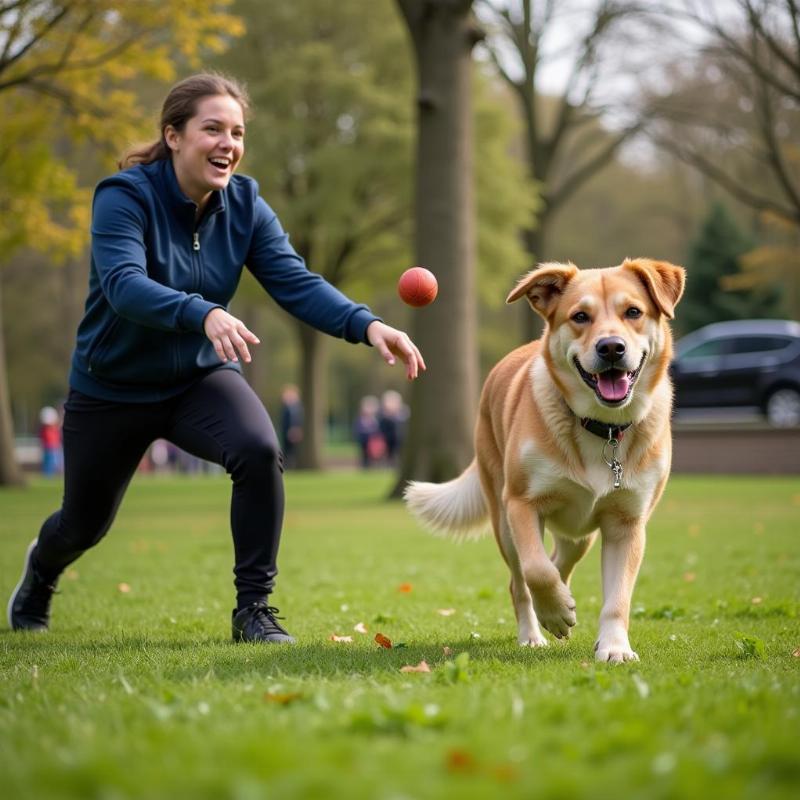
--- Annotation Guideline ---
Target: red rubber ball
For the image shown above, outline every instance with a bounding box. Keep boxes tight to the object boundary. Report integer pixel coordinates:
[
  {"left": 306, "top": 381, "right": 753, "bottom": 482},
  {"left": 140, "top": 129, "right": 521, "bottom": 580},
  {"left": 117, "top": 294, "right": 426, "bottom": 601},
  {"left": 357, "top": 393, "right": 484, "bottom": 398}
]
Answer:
[{"left": 398, "top": 267, "right": 438, "bottom": 307}]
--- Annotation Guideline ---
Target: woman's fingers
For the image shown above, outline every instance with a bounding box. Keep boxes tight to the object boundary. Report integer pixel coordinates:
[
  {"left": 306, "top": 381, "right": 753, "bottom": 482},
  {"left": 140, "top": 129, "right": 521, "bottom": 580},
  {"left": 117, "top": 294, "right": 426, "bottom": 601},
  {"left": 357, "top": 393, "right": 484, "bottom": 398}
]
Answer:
[
  {"left": 367, "top": 322, "right": 425, "bottom": 380},
  {"left": 204, "top": 309, "right": 260, "bottom": 363}
]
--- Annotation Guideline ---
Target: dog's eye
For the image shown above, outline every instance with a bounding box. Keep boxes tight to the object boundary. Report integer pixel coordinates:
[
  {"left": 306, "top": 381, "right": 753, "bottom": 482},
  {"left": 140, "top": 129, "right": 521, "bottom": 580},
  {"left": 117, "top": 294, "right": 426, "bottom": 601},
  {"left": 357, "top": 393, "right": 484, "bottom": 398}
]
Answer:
[
  {"left": 625, "top": 307, "right": 642, "bottom": 319},
  {"left": 571, "top": 311, "right": 590, "bottom": 324}
]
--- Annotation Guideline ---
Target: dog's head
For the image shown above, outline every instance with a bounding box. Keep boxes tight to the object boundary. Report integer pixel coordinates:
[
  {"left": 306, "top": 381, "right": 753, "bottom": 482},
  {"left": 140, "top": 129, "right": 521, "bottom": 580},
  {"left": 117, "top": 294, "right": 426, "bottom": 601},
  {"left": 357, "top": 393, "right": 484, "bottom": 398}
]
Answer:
[{"left": 507, "top": 258, "right": 685, "bottom": 421}]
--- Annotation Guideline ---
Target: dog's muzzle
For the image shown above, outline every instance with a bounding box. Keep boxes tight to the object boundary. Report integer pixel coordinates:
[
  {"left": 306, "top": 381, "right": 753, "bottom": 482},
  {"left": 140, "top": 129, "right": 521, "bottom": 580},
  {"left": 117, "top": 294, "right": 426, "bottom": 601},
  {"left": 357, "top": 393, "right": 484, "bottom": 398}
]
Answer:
[{"left": 574, "top": 352, "right": 647, "bottom": 405}]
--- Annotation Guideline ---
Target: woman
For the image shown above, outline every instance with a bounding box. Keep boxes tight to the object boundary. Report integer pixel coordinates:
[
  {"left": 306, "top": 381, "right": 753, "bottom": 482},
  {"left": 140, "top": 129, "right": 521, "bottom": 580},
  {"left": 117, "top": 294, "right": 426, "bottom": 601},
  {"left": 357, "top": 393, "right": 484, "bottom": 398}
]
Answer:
[{"left": 8, "top": 73, "right": 424, "bottom": 644}]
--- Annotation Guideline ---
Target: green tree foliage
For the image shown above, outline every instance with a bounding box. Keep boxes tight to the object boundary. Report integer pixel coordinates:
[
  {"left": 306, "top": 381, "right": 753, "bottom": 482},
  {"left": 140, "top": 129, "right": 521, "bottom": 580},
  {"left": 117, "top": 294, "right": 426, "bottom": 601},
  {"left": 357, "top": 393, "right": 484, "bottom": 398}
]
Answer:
[{"left": 681, "top": 202, "right": 782, "bottom": 334}]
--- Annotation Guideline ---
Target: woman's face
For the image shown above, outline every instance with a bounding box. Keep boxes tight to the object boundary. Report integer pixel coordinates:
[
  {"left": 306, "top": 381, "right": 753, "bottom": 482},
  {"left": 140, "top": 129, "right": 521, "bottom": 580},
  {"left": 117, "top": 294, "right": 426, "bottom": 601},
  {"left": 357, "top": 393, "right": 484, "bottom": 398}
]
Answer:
[{"left": 165, "top": 94, "right": 245, "bottom": 209}]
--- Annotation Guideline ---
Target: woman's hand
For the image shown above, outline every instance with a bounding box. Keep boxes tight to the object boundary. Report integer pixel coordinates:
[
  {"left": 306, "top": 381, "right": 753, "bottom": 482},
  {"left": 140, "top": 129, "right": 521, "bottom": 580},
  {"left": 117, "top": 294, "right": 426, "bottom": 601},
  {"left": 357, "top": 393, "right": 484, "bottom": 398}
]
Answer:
[
  {"left": 366, "top": 321, "right": 426, "bottom": 380},
  {"left": 203, "top": 308, "right": 260, "bottom": 364}
]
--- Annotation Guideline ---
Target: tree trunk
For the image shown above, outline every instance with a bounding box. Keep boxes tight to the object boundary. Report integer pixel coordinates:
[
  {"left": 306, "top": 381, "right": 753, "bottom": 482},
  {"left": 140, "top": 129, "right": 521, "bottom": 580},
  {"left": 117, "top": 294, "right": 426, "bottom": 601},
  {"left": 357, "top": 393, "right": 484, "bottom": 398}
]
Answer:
[
  {"left": 0, "top": 278, "right": 25, "bottom": 486},
  {"left": 392, "top": 0, "right": 480, "bottom": 495},
  {"left": 295, "top": 321, "right": 327, "bottom": 470},
  {"left": 521, "top": 223, "right": 546, "bottom": 343}
]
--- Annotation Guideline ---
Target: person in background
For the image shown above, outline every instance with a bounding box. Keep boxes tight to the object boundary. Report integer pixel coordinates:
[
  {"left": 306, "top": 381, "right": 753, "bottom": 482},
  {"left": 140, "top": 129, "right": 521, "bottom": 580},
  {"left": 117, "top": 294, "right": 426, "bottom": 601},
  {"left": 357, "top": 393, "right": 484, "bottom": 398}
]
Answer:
[
  {"left": 279, "top": 384, "right": 304, "bottom": 469},
  {"left": 378, "top": 389, "right": 408, "bottom": 465},
  {"left": 8, "top": 72, "right": 424, "bottom": 644},
  {"left": 38, "top": 406, "right": 62, "bottom": 477},
  {"left": 353, "top": 395, "right": 383, "bottom": 468}
]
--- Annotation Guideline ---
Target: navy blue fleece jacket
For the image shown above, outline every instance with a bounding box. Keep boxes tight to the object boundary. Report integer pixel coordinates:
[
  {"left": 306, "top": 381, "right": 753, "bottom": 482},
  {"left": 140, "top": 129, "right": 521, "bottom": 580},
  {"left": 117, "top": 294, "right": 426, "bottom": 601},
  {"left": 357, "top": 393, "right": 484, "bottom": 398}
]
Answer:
[{"left": 69, "top": 158, "right": 378, "bottom": 402}]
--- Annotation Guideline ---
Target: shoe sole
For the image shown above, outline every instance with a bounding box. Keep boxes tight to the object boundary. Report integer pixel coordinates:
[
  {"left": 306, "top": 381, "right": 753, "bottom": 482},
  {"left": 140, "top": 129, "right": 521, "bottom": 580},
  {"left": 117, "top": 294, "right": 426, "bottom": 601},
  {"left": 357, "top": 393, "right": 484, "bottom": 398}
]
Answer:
[{"left": 7, "top": 539, "right": 39, "bottom": 631}]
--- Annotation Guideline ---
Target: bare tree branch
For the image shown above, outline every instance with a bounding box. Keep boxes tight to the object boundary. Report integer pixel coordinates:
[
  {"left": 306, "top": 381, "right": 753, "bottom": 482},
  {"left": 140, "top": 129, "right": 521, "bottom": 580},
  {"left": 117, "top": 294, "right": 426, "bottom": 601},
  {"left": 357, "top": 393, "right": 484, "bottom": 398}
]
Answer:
[
  {"left": 654, "top": 135, "right": 800, "bottom": 225},
  {"left": 752, "top": 62, "right": 800, "bottom": 214},
  {"left": 0, "top": 5, "right": 71, "bottom": 79},
  {"left": 548, "top": 123, "right": 642, "bottom": 212}
]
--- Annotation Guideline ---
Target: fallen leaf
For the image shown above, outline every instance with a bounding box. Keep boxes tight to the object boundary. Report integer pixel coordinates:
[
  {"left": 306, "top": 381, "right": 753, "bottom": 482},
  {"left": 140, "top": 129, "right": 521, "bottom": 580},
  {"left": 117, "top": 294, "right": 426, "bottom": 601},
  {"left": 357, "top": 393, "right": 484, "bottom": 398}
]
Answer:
[
  {"left": 354, "top": 622, "right": 368, "bottom": 634},
  {"left": 443, "top": 646, "right": 453, "bottom": 657},
  {"left": 263, "top": 691, "right": 303, "bottom": 705},
  {"left": 375, "top": 633, "right": 393, "bottom": 649},
  {"left": 792, "top": 647, "right": 800, "bottom": 658},
  {"left": 446, "top": 749, "right": 477, "bottom": 774},
  {"left": 328, "top": 634, "right": 353, "bottom": 643},
  {"left": 117, "top": 583, "right": 131, "bottom": 593},
  {"left": 437, "top": 608, "right": 456, "bottom": 616},
  {"left": 397, "top": 583, "right": 413, "bottom": 593},
  {"left": 400, "top": 660, "right": 431, "bottom": 673},
  {"left": 683, "top": 572, "right": 696, "bottom": 583},
  {"left": 751, "top": 596, "right": 763, "bottom": 605},
  {"left": 470, "top": 631, "right": 481, "bottom": 639}
]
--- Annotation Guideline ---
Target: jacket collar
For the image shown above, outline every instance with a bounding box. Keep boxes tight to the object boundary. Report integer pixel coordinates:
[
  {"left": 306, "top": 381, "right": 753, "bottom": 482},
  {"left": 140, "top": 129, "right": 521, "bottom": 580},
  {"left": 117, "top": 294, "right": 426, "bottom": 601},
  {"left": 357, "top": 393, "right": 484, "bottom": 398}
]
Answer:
[{"left": 154, "top": 158, "right": 226, "bottom": 221}]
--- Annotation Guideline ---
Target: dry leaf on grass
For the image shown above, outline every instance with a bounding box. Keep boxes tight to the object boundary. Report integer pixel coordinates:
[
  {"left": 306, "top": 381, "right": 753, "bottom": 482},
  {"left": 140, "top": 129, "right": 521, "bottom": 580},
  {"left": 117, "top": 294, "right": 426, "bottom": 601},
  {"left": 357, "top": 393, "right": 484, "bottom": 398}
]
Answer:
[
  {"left": 751, "top": 597, "right": 763, "bottom": 605},
  {"left": 443, "top": 646, "right": 453, "bottom": 657},
  {"left": 437, "top": 608, "right": 456, "bottom": 616},
  {"left": 354, "top": 622, "right": 368, "bottom": 634},
  {"left": 374, "top": 633, "right": 393, "bottom": 649},
  {"left": 263, "top": 691, "right": 303, "bottom": 705},
  {"left": 792, "top": 647, "right": 800, "bottom": 658},
  {"left": 683, "top": 572, "right": 696, "bottom": 583},
  {"left": 328, "top": 634, "right": 353, "bottom": 643},
  {"left": 446, "top": 749, "right": 477, "bottom": 774},
  {"left": 397, "top": 583, "right": 413, "bottom": 593},
  {"left": 400, "top": 660, "right": 431, "bottom": 673},
  {"left": 117, "top": 583, "right": 131, "bottom": 593}
]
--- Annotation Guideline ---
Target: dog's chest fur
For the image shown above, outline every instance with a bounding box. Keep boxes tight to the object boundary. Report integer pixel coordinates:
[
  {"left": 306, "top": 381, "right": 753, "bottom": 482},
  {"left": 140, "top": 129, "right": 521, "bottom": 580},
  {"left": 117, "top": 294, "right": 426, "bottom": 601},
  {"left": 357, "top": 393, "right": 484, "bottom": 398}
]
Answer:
[{"left": 517, "top": 435, "right": 665, "bottom": 539}]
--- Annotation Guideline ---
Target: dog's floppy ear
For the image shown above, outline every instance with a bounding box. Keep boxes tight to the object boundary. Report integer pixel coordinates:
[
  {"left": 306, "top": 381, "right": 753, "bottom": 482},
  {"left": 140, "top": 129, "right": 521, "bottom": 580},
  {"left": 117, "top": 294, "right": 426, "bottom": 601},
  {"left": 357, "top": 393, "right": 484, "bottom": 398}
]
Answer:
[
  {"left": 506, "top": 262, "right": 578, "bottom": 318},
  {"left": 623, "top": 258, "right": 685, "bottom": 320}
]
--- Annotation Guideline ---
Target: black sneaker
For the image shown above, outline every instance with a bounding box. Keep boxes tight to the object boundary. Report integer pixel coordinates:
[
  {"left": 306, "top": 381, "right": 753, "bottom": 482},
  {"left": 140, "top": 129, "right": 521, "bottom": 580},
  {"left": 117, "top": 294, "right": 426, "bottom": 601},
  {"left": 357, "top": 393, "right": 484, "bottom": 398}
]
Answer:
[
  {"left": 232, "top": 602, "right": 295, "bottom": 644},
  {"left": 7, "top": 540, "right": 58, "bottom": 632}
]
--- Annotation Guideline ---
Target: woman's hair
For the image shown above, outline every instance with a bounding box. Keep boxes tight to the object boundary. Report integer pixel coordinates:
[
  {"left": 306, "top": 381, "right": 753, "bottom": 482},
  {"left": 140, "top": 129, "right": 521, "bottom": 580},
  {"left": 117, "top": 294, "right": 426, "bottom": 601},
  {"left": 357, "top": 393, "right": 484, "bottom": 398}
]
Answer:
[{"left": 118, "top": 72, "right": 250, "bottom": 170}]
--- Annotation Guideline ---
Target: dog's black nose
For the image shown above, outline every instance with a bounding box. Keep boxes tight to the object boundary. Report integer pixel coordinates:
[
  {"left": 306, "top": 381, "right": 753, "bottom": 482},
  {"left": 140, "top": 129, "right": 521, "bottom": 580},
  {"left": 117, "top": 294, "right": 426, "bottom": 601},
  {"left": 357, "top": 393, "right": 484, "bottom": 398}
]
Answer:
[{"left": 596, "top": 336, "right": 626, "bottom": 364}]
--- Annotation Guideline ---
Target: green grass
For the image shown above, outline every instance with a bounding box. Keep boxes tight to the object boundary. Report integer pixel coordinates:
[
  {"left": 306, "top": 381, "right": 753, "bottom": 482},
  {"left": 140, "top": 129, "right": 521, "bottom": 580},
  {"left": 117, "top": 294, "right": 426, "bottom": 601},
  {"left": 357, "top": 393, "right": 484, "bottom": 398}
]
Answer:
[{"left": 1, "top": 472, "right": 799, "bottom": 800}]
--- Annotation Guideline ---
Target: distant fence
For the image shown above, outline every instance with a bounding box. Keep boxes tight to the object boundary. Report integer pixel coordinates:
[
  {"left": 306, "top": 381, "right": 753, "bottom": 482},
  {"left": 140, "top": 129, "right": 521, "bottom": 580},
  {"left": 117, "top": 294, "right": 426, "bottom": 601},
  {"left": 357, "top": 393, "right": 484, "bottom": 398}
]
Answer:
[{"left": 672, "top": 424, "right": 800, "bottom": 474}]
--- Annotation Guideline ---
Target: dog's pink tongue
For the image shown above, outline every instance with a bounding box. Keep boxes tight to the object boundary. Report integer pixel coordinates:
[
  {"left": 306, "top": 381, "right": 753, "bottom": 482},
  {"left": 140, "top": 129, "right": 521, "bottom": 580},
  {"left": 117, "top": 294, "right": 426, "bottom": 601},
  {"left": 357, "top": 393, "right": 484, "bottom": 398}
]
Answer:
[{"left": 597, "top": 371, "right": 630, "bottom": 401}]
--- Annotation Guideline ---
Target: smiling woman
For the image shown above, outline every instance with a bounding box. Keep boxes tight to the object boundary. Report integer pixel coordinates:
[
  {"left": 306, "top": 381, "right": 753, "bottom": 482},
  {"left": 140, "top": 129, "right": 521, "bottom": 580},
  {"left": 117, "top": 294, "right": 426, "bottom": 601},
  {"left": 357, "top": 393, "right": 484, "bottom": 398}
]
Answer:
[
  {"left": 165, "top": 94, "right": 245, "bottom": 211},
  {"left": 7, "top": 72, "right": 426, "bottom": 646}
]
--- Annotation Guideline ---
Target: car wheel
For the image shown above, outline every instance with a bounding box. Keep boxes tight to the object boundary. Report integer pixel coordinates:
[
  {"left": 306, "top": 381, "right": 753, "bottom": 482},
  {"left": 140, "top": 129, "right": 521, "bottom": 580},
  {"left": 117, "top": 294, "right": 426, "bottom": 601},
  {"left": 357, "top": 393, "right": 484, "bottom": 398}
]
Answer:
[{"left": 765, "top": 387, "right": 800, "bottom": 427}]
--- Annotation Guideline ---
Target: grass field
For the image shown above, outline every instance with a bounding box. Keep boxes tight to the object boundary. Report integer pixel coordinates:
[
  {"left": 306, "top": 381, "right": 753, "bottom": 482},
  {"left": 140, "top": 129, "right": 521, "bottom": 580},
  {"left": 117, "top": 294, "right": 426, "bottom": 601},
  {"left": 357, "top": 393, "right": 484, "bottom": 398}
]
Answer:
[{"left": 1, "top": 471, "right": 799, "bottom": 799}]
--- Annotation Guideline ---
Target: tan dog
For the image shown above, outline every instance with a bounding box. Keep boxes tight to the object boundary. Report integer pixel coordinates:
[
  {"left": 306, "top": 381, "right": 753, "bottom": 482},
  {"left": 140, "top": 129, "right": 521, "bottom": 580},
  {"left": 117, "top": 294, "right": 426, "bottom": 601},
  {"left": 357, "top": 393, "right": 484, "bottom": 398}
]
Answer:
[{"left": 405, "top": 258, "right": 685, "bottom": 662}]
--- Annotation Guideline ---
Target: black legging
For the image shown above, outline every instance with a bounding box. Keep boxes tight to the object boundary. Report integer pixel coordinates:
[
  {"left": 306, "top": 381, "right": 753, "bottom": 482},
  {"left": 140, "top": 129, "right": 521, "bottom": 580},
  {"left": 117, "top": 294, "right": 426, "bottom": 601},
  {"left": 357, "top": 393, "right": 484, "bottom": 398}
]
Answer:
[{"left": 35, "top": 369, "right": 284, "bottom": 609}]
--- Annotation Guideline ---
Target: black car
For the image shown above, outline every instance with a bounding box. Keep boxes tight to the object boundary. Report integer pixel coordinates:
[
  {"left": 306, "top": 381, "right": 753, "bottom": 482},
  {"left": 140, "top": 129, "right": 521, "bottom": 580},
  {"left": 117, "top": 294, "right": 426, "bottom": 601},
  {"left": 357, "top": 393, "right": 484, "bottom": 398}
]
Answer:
[{"left": 671, "top": 319, "right": 800, "bottom": 427}]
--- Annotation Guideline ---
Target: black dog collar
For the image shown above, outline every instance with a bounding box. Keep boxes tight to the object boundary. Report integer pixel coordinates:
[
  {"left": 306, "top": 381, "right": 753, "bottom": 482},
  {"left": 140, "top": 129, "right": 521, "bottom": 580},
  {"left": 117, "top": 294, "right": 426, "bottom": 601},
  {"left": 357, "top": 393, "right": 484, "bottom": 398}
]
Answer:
[{"left": 580, "top": 417, "right": 632, "bottom": 441}]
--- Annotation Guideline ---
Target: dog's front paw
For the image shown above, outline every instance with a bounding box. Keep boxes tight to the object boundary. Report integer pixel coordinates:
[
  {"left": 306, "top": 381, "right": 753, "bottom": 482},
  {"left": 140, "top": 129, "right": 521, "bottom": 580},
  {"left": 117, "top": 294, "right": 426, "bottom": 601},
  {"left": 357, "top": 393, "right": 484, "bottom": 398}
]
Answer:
[
  {"left": 519, "top": 632, "right": 548, "bottom": 648},
  {"left": 532, "top": 581, "right": 576, "bottom": 639},
  {"left": 594, "top": 635, "right": 639, "bottom": 663}
]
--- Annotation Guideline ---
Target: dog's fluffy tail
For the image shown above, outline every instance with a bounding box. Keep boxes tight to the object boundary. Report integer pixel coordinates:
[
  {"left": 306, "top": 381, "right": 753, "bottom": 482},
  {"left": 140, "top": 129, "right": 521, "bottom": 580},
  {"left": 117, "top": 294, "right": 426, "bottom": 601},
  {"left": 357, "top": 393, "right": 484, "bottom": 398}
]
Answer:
[{"left": 403, "top": 460, "right": 489, "bottom": 540}]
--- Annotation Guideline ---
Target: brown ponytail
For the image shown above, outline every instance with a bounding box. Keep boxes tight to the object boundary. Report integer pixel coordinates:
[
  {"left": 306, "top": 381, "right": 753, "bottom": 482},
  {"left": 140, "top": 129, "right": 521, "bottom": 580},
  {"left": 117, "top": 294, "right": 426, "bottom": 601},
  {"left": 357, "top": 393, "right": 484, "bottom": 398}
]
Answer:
[{"left": 118, "top": 72, "right": 250, "bottom": 170}]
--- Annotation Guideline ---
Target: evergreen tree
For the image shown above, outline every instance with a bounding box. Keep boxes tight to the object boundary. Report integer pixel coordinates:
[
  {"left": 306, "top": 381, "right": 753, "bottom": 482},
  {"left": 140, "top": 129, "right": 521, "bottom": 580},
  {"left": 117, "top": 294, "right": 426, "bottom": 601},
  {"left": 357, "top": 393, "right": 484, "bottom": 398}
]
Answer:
[{"left": 681, "top": 202, "right": 782, "bottom": 335}]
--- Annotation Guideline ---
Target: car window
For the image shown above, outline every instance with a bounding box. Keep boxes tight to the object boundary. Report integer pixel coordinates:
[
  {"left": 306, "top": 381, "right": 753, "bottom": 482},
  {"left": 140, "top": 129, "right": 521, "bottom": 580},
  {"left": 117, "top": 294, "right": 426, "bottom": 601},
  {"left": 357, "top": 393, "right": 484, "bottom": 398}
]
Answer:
[
  {"left": 727, "top": 336, "right": 795, "bottom": 355},
  {"left": 679, "top": 339, "right": 727, "bottom": 359}
]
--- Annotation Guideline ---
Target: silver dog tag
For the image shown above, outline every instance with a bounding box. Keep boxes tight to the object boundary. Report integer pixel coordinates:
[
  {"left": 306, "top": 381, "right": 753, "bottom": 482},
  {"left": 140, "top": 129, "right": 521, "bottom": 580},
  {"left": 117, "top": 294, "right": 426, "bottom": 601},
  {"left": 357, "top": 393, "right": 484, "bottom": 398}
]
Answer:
[{"left": 603, "top": 434, "right": 624, "bottom": 489}]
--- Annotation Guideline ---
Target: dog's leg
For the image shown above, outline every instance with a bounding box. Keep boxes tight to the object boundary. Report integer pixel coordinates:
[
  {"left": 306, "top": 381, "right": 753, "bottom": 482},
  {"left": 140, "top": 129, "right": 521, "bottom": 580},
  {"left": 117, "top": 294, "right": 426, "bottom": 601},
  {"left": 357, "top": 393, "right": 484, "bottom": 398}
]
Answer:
[
  {"left": 595, "top": 522, "right": 645, "bottom": 663},
  {"left": 551, "top": 532, "right": 598, "bottom": 585},
  {"left": 506, "top": 497, "right": 576, "bottom": 639},
  {"left": 498, "top": 515, "right": 547, "bottom": 647}
]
